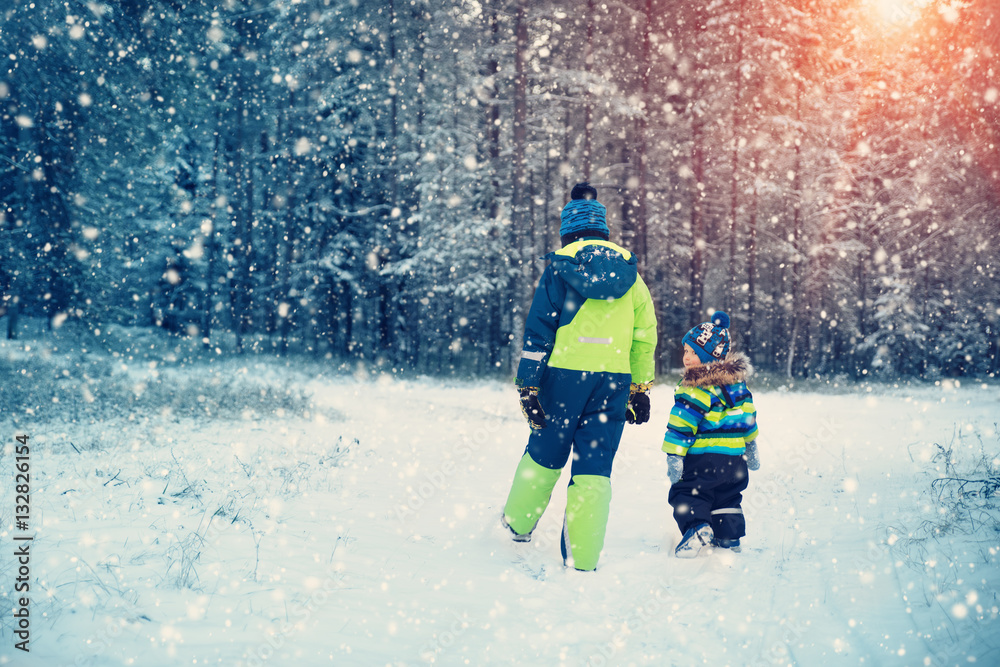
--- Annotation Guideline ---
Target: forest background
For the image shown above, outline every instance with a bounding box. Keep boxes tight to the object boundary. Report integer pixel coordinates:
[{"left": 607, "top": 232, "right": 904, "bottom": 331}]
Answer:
[{"left": 1, "top": 0, "right": 998, "bottom": 380}]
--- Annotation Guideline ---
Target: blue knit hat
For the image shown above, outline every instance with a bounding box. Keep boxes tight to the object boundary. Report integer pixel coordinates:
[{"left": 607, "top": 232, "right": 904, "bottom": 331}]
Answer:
[
  {"left": 560, "top": 182, "right": 609, "bottom": 239},
  {"left": 682, "top": 311, "right": 732, "bottom": 364}
]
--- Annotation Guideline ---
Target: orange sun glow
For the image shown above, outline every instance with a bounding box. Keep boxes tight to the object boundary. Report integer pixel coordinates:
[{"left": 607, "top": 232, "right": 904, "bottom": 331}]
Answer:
[{"left": 862, "top": 0, "right": 933, "bottom": 27}]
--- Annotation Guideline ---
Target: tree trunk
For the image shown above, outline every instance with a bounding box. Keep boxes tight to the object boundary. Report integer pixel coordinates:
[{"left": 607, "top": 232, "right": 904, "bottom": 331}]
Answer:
[
  {"left": 543, "top": 145, "right": 554, "bottom": 253},
  {"left": 785, "top": 78, "right": 804, "bottom": 378},
  {"left": 509, "top": 0, "right": 530, "bottom": 370},
  {"left": 485, "top": 2, "right": 505, "bottom": 371},
  {"left": 582, "top": 0, "right": 595, "bottom": 180},
  {"left": 746, "top": 177, "right": 758, "bottom": 363},
  {"left": 278, "top": 95, "right": 297, "bottom": 356},
  {"left": 633, "top": 3, "right": 650, "bottom": 269},
  {"left": 203, "top": 118, "right": 221, "bottom": 348},
  {"left": 6, "top": 299, "right": 18, "bottom": 340},
  {"left": 690, "top": 112, "right": 705, "bottom": 325},
  {"left": 728, "top": 0, "right": 746, "bottom": 312},
  {"left": 379, "top": 0, "right": 400, "bottom": 364},
  {"left": 260, "top": 129, "right": 277, "bottom": 342},
  {"left": 623, "top": 5, "right": 650, "bottom": 269},
  {"left": 512, "top": 0, "right": 528, "bottom": 257}
]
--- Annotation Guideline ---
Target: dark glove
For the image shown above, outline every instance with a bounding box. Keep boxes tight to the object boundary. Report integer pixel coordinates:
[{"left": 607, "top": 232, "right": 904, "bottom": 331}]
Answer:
[
  {"left": 518, "top": 387, "right": 546, "bottom": 430},
  {"left": 744, "top": 440, "right": 760, "bottom": 470},
  {"left": 626, "top": 383, "right": 650, "bottom": 425},
  {"left": 666, "top": 454, "right": 684, "bottom": 484}
]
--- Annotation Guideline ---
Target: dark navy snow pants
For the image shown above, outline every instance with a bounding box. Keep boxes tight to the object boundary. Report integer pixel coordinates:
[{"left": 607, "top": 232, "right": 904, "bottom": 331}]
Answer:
[
  {"left": 518, "top": 367, "right": 629, "bottom": 569},
  {"left": 668, "top": 452, "right": 749, "bottom": 540},
  {"left": 525, "top": 367, "right": 630, "bottom": 478}
]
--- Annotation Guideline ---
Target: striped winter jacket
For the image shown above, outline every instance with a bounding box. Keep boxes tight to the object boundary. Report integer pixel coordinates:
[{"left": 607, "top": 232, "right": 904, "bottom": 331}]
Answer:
[{"left": 661, "top": 352, "right": 759, "bottom": 457}]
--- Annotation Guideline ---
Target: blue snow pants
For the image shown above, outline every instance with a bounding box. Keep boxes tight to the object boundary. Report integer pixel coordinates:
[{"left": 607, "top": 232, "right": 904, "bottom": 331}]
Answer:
[
  {"left": 526, "top": 367, "right": 630, "bottom": 476},
  {"left": 668, "top": 452, "right": 749, "bottom": 540},
  {"left": 513, "top": 367, "right": 630, "bottom": 570}
]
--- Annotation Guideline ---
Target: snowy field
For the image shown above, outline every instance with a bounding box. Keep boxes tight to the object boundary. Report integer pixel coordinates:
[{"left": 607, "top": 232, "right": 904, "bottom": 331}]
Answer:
[{"left": 2, "top": 333, "right": 1000, "bottom": 666}]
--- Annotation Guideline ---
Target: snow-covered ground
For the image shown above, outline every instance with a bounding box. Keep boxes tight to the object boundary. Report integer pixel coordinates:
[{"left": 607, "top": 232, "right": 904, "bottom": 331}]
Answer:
[{"left": 2, "top": 340, "right": 999, "bottom": 666}]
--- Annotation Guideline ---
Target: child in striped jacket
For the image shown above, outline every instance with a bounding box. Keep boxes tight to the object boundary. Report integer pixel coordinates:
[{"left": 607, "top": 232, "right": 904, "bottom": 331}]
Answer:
[{"left": 662, "top": 311, "right": 760, "bottom": 557}]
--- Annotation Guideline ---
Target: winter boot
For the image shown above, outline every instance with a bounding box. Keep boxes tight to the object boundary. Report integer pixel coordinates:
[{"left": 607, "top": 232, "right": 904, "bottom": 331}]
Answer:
[
  {"left": 675, "top": 522, "right": 714, "bottom": 558},
  {"left": 712, "top": 537, "right": 741, "bottom": 552},
  {"left": 500, "top": 514, "right": 532, "bottom": 543}
]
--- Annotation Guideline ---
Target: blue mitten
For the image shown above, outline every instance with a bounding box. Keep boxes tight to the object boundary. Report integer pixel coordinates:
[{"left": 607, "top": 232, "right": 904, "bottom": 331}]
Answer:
[
  {"left": 744, "top": 440, "right": 760, "bottom": 470},
  {"left": 666, "top": 454, "right": 684, "bottom": 484}
]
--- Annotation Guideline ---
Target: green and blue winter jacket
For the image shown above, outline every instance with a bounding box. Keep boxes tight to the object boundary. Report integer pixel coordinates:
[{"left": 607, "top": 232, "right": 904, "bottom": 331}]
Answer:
[
  {"left": 515, "top": 239, "right": 657, "bottom": 388},
  {"left": 662, "top": 352, "right": 758, "bottom": 457}
]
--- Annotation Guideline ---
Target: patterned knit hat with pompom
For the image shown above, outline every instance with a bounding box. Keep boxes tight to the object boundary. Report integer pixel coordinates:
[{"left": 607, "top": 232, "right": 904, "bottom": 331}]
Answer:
[{"left": 682, "top": 311, "right": 732, "bottom": 364}]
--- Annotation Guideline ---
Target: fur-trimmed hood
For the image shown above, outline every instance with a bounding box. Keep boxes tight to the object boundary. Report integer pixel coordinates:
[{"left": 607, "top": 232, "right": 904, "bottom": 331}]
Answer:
[{"left": 682, "top": 351, "right": 753, "bottom": 388}]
